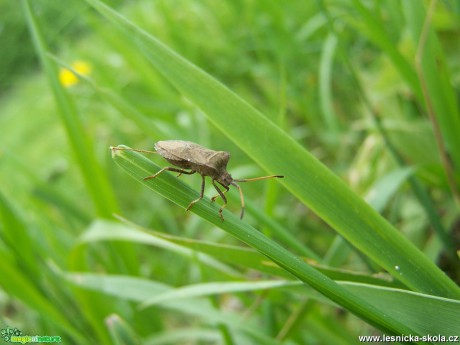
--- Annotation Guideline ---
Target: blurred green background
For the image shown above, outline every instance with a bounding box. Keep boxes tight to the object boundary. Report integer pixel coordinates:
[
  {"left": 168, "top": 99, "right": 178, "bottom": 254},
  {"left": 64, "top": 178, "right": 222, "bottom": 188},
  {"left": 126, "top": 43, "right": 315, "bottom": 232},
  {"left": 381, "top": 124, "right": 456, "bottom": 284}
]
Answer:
[{"left": 1, "top": 0, "right": 459, "bottom": 343}]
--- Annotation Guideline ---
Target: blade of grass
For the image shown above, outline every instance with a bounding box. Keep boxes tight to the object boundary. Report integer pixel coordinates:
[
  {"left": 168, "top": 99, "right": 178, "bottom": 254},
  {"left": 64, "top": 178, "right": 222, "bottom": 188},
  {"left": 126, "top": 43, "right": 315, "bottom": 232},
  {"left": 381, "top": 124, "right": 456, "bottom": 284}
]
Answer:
[
  {"left": 22, "top": 0, "right": 140, "bottom": 286},
  {"left": 142, "top": 279, "right": 460, "bottom": 336},
  {"left": 111, "top": 146, "right": 418, "bottom": 335},
  {"left": 143, "top": 329, "right": 220, "bottom": 345},
  {"left": 365, "top": 167, "right": 416, "bottom": 213},
  {"left": 105, "top": 314, "right": 140, "bottom": 345},
  {"left": 49, "top": 54, "right": 168, "bottom": 139},
  {"left": 86, "top": 0, "right": 460, "bottom": 300},
  {"left": 343, "top": 283, "right": 460, "bottom": 336},
  {"left": 319, "top": 33, "right": 340, "bottom": 137},
  {"left": 77, "top": 219, "right": 243, "bottom": 278},
  {"left": 81, "top": 218, "right": 402, "bottom": 287},
  {"left": 0, "top": 251, "right": 85, "bottom": 342},
  {"left": 319, "top": 0, "right": 456, "bottom": 255},
  {"left": 412, "top": 0, "right": 460, "bottom": 210},
  {"left": 324, "top": 167, "right": 417, "bottom": 267},
  {"left": 62, "top": 272, "right": 283, "bottom": 345},
  {"left": 349, "top": 0, "right": 423, "bottom": 101},
  {"left": 0, "top": 191, "right": 38, "bottom": 275},
  {"left": 212, "top": 187, "right": 321, "bottom": 260},
  {"left": 140, "top": 280, "right": 302, "bottom": 309},
  {"left": 21, "top": 6, "right": 138, "bottom": 341},
  {"left": 21, "top": 0, "right": 117, "bottom": 218},
  {"left": 66, "top": 242, "right": 460, "bottom": 339}
]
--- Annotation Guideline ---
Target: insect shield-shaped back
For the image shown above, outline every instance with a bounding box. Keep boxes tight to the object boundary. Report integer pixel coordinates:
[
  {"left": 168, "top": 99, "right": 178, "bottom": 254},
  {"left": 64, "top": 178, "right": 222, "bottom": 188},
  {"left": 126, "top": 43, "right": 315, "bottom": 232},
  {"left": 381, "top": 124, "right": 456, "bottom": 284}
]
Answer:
[
  {"left": 114, "top": 140, "right": 283, "bottom": 221},
  {"left": 155, "top": 140, "right": 231, "bottom": 179}
]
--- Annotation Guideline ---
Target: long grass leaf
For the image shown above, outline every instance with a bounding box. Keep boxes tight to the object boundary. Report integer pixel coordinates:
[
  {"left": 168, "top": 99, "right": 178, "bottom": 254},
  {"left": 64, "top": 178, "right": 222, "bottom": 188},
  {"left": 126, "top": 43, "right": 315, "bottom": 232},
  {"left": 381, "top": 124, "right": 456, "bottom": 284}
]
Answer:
[
  {"left": 21, "top": 0, "right": 117, "bottom": 217},
  {"left": 86, "top": 0, "right": 460, "bottom": 300},
  {"left": 0, "top": 253, "right": 85, "bottom": 342},
  {"left": 64, "top": 273, "right": 283, "bottom": 345},
  {"left": 111, "top": 146, "right": 418, "bottom": 334}
]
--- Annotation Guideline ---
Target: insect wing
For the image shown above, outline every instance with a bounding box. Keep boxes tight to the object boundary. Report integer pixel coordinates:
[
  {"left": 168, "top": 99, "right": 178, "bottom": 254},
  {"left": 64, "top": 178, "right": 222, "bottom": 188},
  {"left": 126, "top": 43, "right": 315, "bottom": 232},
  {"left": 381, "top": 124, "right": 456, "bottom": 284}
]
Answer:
[
  {"left": 155, "top": 140, "right": 230, "bottom": 169},
  {"left": 154, "top": 140, "right": 197, "bottom": 161}
]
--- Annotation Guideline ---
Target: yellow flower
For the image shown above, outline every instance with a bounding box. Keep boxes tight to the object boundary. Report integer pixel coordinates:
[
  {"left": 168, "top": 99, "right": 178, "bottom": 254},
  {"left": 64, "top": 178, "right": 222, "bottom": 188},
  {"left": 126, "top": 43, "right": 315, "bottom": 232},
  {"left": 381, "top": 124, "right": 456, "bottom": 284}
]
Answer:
[{"left": 59, "top": 60, "right": 92, "bottom": 87}]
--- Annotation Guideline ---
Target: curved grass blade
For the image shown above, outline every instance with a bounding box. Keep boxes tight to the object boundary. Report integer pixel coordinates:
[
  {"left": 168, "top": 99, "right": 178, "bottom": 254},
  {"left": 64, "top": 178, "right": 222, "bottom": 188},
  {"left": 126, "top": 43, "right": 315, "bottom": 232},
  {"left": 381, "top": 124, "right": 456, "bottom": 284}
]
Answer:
[
  {"left": 21, "top": 0, "right": 118, "bottom": 218},
  {"left": 86, "top": 0, "right": 460, "bottom": 300},
  {"left": 111, "top": 146, "right": 417, "bottom": 335}
]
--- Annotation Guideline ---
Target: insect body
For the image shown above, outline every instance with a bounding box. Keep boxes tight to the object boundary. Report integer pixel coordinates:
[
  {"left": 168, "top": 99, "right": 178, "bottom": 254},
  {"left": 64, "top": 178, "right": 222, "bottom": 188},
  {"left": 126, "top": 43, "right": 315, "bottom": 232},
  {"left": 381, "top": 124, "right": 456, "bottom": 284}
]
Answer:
[{"left": 114, "top": 140, "right": 283, "bottom": 221}]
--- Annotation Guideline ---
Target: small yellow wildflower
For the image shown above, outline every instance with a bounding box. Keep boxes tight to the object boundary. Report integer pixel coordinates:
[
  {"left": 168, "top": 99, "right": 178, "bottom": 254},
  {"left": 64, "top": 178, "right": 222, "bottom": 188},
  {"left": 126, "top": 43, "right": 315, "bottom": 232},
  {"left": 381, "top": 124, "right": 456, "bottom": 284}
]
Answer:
[{"left": 59, "top": 60, "right": 92, "bottom": 88}]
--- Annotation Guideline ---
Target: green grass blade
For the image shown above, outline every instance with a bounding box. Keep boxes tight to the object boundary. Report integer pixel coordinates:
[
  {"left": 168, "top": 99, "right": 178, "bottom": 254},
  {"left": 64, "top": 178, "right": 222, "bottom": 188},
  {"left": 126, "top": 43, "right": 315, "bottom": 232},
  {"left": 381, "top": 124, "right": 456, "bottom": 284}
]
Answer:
[
  {"left": 77, "top": 220, "right": 242, "bottom": 278},
  {"left": 48, "top": 54, "right": 168, "bottom": 139},
  {"left": 63, "top": 273, "right": 283, "bottom": 345},
  {"left": 319, "top": 1, "right": 455, "bottom": 254},
  {"left": 0, "top": 253, "right": 85, "bottom": 342},
  {"left": 365, "top": 167, "right": 415, "bottom": 212},
  {"left": 343, "top": 283, "right": 460, "bottom": 337},
  {"left": 140, "top": 280, "right": 301, "bottom": 309},
  {"left": 319, "top": 33, "right": 339, "bottom": 136},
  {"left": 349, "top": 0, "right": 422, "bottom": 100},
  {"left": 0, "top": 191, "right": 38, "bottom": 275},
  {"left": 85, "top": 0, "right": 460, "bottom": 300},
  {"left": 105, "top": 315, "right": 140, "bottom": 345},
  {"left": 406, "top": 1, "right": 460, "bottom": 209},
  {"left": 143, "top": 280, "right": 460, "bottom": 336},
  {"left": 81, "top": 218, "right": 399, "bottom": 287},
  {"left": 21, "top": 0, "right": 117, "bottom": 218},
  {"left": 22, "top": 0, "right": 141, "bottom": 282},
  {"left": 144, "top": 329, "right": 221, "bottom": 345},
  {"left": 111, "top": 146, "right": 418, "bottom": 335}
]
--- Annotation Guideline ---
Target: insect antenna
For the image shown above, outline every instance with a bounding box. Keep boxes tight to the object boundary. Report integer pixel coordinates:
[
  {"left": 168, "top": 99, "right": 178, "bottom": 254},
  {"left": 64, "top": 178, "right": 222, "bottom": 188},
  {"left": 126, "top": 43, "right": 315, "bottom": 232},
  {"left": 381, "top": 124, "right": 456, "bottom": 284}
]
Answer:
[
  {"left": 110, "top": 147, "right": 158, "bottom": 155},
  {"left": 233, "top": 175, "right": 284, "bottom": 183},
  {"left": 231, "top": 175, "right": 283, "bottom": 219}
]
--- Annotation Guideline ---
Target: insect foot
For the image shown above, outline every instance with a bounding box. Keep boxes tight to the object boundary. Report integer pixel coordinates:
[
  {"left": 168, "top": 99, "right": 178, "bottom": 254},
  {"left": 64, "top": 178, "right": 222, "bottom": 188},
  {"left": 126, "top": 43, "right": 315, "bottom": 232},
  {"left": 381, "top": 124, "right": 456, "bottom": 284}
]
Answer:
[{"left": 113, "top": 141, "right": 284, "bottom": 221}]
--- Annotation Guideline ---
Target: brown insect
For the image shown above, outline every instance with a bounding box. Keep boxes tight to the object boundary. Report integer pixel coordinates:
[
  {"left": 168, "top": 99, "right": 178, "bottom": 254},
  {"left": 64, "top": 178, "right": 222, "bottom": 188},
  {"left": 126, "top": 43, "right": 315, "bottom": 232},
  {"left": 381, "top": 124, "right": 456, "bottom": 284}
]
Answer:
[{"left": 113, "top": 140, "right": 283, "bottom": 221}]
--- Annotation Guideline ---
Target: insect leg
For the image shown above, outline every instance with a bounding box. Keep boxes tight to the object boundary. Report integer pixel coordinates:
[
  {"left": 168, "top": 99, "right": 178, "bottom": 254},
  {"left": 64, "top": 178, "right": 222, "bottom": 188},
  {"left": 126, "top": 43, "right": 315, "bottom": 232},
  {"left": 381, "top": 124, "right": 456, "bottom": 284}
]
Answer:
[
  {"left": 143, "top": 167, "right": 195, "bottom": 180},
  {"left": 231, "top": 182, "right": 245, "bottom": 219},
  {"left": 186, "top": 174, "right": 206, "bottom": 212},
  {"left": 176, "top": 170, "right": 196, "bottom": 177},
  {"left": 211, "top": 181, "right": 229, "bottom": 203},
  {"left": 212, "top": 179, "right": 228, "bottom": 221}
]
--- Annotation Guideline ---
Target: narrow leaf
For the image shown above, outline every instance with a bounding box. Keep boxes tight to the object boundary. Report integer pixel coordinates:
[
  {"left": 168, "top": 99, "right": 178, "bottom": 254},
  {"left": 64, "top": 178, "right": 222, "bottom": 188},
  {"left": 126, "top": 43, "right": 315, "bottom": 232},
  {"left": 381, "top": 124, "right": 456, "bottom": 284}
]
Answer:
[
  {"left": 110, "top": 146, "right": 417, "bottom": 335},
  {"left": 84, "top": 0, "right": 460, "bottom": 300}
]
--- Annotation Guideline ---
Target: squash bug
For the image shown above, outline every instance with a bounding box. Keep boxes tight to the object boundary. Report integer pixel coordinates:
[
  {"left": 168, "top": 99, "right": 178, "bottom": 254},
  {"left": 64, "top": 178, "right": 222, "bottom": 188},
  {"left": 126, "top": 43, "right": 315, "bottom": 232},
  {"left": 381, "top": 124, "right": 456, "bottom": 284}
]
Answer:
[{"left": 113, "top": 140, "right": 283, "bottom": 221}]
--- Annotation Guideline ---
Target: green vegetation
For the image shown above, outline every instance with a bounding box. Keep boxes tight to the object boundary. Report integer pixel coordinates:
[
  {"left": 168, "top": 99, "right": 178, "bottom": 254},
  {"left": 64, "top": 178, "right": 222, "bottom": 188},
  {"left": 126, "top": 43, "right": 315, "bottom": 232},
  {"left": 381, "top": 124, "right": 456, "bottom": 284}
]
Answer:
[{"left": 1, "top": 0, "right": 459, "bottom": 343}]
